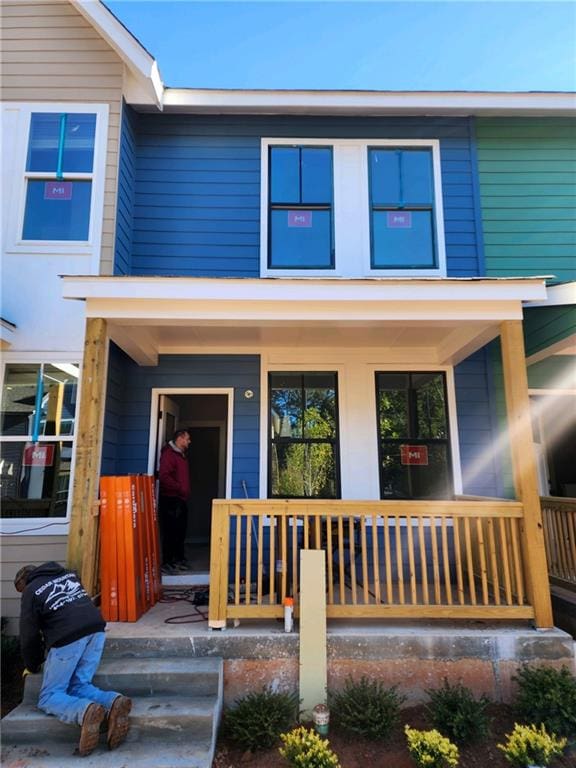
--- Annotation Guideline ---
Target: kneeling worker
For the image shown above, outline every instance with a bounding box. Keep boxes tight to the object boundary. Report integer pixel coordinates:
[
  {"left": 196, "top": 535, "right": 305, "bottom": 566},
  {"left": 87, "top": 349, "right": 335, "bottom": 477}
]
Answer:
[{"left": 15, "top": 561, "right": 132, "bottom": 757}]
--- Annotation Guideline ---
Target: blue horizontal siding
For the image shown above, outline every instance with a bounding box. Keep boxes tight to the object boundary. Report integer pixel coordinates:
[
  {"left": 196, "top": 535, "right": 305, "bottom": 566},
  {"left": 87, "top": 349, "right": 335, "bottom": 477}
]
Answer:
[
  {"left": 114, "top": 103, "right": 137, "bottom": 276},
  {"left": 117, "top": 114, "right": 482, "bottom": 278},
  {"left": 100, "top": 352, "right": 261, "bottom": 498},
  {"left": 454, "top": 349, "right": 501, "bottom": 497}
]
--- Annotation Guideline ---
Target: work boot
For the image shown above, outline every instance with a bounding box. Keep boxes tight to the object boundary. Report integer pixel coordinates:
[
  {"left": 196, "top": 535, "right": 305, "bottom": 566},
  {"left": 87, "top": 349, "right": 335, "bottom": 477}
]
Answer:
[
  {"left": 78, "top": 703, "right": 106, "bottom": 757},
  {"left": 107, "top": 694, "right": 132, "bottom": 750}
]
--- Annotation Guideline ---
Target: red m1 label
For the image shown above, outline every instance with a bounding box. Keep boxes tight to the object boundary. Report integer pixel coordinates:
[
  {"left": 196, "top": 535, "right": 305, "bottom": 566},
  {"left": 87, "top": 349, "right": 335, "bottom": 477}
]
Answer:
[
  {"left": 23, "top": 444, "right": 55, "bottom": 467},
  {"left": 400, "top": 445, "right": 429, "bottom": 466}
]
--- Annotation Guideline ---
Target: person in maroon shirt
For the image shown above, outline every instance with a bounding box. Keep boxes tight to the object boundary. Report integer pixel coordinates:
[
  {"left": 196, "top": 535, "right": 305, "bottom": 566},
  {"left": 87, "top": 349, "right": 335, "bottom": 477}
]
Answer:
[{"left": 158, "top": 428, "right": 191, "bottom": 573}]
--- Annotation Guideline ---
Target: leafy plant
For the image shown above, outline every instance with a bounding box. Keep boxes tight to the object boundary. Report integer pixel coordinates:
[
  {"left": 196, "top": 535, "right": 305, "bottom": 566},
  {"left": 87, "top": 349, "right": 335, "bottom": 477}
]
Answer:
[
  {"left": 405, "top": 726, "right": 459, "bottom": 768},
  {"left": 513, "top": 665, "right": 576, "bottom": 737},
  {"left": 223, "top": 687, "right": 299, "bottom": 751},
  {"left": 279, "top": 726, "right": 341, "bottom": 768},
  {"left": 329, "top": 676, "right": 405, "bottom": 741},
  {"left": 497, "top": 723, "right": 566, "bottom": 767},
  {"left": 425, "top": 678, "right": 491, "bottom": 744}
]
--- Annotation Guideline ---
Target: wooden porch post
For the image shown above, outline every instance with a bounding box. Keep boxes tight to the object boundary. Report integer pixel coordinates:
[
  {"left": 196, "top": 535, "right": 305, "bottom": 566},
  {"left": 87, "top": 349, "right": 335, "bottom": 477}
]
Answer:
[
  {"left": 67, "top": 318, "right": 108, "bottom": 594},
  {"left": 500, "top": 320, "right": 553, "bottom": 628}
]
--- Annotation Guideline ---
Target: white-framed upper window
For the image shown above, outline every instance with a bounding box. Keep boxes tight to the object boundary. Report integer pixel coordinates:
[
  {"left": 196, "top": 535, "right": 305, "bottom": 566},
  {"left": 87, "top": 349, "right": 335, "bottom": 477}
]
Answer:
[
  {"left": 0, "top": 358, "right": 80, "bottom": 533},
  {"left": 3, "top": 103, "right": 108, "bottom": 255},
  {"left": 260, "top": 138, "right": 446, "bottom": 278}
]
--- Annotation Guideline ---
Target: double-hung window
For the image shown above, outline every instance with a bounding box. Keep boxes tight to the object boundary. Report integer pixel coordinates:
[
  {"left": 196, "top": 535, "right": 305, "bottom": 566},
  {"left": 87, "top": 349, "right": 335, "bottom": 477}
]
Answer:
[
  {"left": 23, "top": 112, "right": 96, "bottom": 241},
  {"left": 369, "top": 148, "right": 436, "bottom": 269},
  {"left": 375, "top": 372, "right": 452, "bottom": 499},
  {"left": 269, "top": 372, "right": 340, "bottom": 498},
  {"left": 268, "top": 146, "right": 334, "bottom": 269},
  {"left": 261, "top": 138, "right": 445, "bottom": 277},
  {"left": 0, "top": 362, "right": 79, "bottom": 521}
]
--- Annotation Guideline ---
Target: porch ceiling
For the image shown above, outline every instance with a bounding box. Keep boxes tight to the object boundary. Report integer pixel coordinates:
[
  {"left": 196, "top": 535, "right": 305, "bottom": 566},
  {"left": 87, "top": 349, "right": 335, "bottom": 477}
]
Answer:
[{"left": 61, "top": 275, "right": 548, "bottom": 367}]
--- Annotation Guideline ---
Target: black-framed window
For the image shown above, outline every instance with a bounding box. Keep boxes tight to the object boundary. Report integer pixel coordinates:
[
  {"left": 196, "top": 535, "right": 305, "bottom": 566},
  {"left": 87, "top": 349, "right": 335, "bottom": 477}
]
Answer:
[
  {"left": 368, "top": 148, "right": 437, "bottom": 270},
  {"left": 0, "top": 363, "right": 79, "bottom": 518},
  {"left": 375, "top": 372, "right": 452, "bottom": 499},
  {"left": 269, "top": 372, "right": 340, "bottom": 498},
  {"left": 268, "top": 146, "right": 334, "bottom": 269}
]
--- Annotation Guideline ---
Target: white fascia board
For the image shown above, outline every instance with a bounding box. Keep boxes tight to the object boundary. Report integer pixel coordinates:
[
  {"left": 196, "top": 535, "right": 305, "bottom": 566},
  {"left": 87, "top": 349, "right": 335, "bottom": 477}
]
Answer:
[
  {"left": 61, "top": 276, "right": 548, "bottom": 304},
  {"left": 162, "top": 89, "right": 576, "bottom": 116},
  {"left": 72, "top": 0, "right": 163, "bottom": 107},
  {"left": 526, "top": 281, "right": 576, "bottom": 308}
]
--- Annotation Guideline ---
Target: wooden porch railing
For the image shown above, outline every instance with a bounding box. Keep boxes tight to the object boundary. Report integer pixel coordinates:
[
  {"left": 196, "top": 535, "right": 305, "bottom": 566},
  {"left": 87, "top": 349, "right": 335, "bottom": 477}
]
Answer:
[
  {"left": 541, "top": 496, "right": 576, "bottom": 591},
  {"left": 208, "top": 499, "right": 535, "bottom": 628}
]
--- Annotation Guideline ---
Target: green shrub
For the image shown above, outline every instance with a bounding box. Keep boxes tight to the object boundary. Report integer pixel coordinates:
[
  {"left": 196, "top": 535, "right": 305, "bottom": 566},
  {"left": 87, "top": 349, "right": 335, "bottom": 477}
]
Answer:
[
  {"left": 405, "top": 726, "right": 459, "bottom": 768},
  {"left": 513, "top": 665, "right": 576, "bottom": 737},
  {"left": 329, "top": 676, "right": 405, "bottom": 741},
  {"left": 279, "top": 726, "right": 341, "bottom": 768},
  {"left": 497, "top": 723, "right": 567, "bottom": 767},
  {"left": 223, "top": 687, "right": 299, "bottom": 751},
  {"left": 425, "top": 678, "right": 491, "bottom": 744}
]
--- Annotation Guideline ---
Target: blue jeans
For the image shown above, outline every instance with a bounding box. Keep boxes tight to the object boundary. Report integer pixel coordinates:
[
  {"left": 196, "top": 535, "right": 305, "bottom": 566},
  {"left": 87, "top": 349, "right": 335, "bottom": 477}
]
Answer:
[{"left": 38, "top": 632, "right": 120, "bottom": 725}]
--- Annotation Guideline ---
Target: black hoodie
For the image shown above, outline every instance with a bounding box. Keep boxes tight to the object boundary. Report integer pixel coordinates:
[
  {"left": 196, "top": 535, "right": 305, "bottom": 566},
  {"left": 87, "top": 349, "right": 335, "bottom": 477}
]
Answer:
[{"left": 19, "top": 562, "right": 105, "bottom": 672}]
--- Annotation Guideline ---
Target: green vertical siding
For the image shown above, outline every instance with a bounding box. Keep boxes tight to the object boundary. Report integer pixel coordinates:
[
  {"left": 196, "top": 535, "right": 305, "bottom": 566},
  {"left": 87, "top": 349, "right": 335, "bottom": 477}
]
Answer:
[{"left": 477, "top": 118, "right": 576, "bottom": 283}]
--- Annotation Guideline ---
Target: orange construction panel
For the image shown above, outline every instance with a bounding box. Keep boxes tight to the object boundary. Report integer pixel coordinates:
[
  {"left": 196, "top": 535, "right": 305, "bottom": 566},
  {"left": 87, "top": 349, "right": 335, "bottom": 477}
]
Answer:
[{"left": 99, "top": 476, "right": 118, "bottom": 622}]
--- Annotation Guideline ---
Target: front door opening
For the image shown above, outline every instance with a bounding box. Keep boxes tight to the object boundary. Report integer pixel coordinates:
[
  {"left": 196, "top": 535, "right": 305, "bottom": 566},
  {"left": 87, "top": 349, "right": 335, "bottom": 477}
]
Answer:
[{"left": 155, "top": 393, "right": 228, "bottom": 572}]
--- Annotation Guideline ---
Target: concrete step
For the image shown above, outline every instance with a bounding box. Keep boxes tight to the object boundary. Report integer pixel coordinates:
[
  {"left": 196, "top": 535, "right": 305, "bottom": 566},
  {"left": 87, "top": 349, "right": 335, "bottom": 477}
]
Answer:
[
  {"left": 22, "top": 656, "right": 222, "bottom": 701},
  {"left": 1, "top": 656, "right": 223, "bottom": 768}
]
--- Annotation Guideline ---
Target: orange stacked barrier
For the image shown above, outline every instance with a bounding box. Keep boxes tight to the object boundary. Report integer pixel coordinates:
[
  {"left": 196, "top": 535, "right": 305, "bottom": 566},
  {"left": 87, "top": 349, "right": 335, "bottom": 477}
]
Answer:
[{"left": 99, "top": 475, "right": 161, "bottom": 622}]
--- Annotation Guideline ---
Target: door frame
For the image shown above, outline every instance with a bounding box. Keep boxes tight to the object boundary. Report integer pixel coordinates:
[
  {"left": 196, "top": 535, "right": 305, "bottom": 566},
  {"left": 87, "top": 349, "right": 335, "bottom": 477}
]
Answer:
[{"left": 147, "top": 388, "right": 234, "bottom": 498}]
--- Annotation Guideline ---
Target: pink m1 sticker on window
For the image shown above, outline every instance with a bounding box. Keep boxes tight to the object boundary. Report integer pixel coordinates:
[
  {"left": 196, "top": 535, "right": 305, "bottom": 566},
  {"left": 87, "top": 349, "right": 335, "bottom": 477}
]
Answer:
[
  {"left": 387, "top": 212, "right": 412, "bottom": 228},
  {"left": 400, "top": 445, "right": 429, "bottom": 466},
  {"left": 288, "top": 211, "right": 312, "bottom": 228},
  {"left": 23, "top": 444, "right": 55, "bottom": 467},
  {"left": 44, "top": 181, "right": 73, "bottom": 200}
]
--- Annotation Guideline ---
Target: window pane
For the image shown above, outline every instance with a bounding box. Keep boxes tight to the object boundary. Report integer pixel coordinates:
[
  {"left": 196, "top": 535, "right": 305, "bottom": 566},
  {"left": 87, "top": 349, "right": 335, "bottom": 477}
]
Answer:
[
  {"left": 379, "top": 442, "right": 451, "bottom": 499},
  {"left": 26, "top": 113, "right": 95, "bottom": 173},
  {"left": 402, "top": 150, "right": 433, "bottom": 204},
  {"left": 41, "top": 364, "right": 79, "bottom": 436},
  {"left": 1, "top": 364, "right": 41, "bottom": 436},
  {"left": 23, "top": 180, "right": 92, "bottom": 240},
  {"left": 304, "top": 373, "right": 337, "bottom": 438},
  {"left": 413, "top": 373, "right": 447, "bottom": 439},
  {"left": 62, "top": 113, "right": 96, "bottom": 172},
  {"left": 372, "top": 209, "right": 435, "bottom": 269},
  {"left": 270, "top": 147, "right": 300, "bottom": 203},
  {"left": 26, "top": 113, "right": 60, "bottom": 172},
  {"left": 271, "top": 374, "right": 303, "bottom": 438},
  {"left": 0, "top": 440, "right": 72, "bottom": 518},
  {"left": 270, "top": 209, "right": 332, "bottom": 268},
  {"left": 301, "top": 148, "right": 332, "bottom": 204},
  {"left": 370, "top": 149, "right": 401, "bottom": 205},
  {"left": 376, "top": 376, "right": 409, "bottom": 438},
  {"left": 271, "top": 442, "right": 337, "bottom": 498}
]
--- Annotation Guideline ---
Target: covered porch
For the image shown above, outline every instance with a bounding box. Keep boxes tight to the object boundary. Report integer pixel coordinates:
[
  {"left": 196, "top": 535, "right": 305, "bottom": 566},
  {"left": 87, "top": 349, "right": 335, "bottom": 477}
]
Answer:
[{"left": 61, "top": 276, "right": 553, "bottom": 629}]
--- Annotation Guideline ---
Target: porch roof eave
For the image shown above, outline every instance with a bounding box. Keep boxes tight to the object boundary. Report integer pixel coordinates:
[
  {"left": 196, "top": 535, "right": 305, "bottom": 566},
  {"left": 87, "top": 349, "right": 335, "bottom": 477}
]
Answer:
[{"left": 62, "top": 276, "right": 548, "bottom": 367}]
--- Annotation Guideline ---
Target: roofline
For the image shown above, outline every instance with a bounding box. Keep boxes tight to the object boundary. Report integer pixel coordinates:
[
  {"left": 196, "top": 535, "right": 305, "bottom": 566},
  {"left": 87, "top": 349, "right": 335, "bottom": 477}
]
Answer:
[
  {"left": 160, "top": 88, "right": 575, "bottom": 116},
  {"left": 73, "top": 0, "right": 163, "bottom": 107}
]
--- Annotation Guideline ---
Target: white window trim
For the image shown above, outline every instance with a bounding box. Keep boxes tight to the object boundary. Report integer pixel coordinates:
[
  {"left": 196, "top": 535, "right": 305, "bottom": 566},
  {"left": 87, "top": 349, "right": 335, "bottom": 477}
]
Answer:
[
  {"left": 0, "top": 352, "right": 82, "bottom": 535},
  {"left": 4, "top": 102, "right": 109, "bottom": 261},
  {"left": 260, "top": 137, "right": 447, "bottom": 279},
  {"left": 259, "top": 353, "right": 462, "bottom": 501}
]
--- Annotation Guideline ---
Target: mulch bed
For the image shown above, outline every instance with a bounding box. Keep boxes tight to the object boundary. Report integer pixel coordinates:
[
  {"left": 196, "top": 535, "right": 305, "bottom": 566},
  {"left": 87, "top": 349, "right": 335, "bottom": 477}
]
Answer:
[{"left": 213, "top": 704, "right": 576, "bottom": 768}]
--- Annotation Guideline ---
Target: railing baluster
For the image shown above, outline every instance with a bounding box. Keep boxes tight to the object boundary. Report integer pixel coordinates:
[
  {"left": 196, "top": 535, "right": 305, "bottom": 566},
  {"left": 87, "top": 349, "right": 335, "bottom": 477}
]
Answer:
[
  {"left": 245, "top": 514, "right": 252, "bottom": 606},
  {"left": 383, "top": 514, "right": 393, "bottom": 603},
  {"left": 430, "top": 516, "right": 441, "bottom": 605},
  {"left": 326, "top": 515, "right": 334, "bottom": 605},
  {"left": 337, "top": 516, "right": 345, "bottom": 604},
  {"left": 349, "top": 516, "right": 358, "bottom": 605},
  {"left": 498, "top": 517, "right": 513, "bottom": 605},
  {"left": 418, "top": 517, "right": 429, "bottom": 605},
  {"left": 304, "top": 514, "right": 309, "bottom": 549},
  {"left": 441, "top": 516, "right": 453, "bottom": 605},
  {"left": 453, "top": 517, "right": 465, "bottom": 605},
  {"left": 567, "top": 507, "right": 576, "bottom": 580},
  {"left": 477, "top": 518, "right": 489, "bottom": 605},
  {"left": 235, "top": 514, "right": 242, "bottom": 605},
  {"left": 257, "top": 514, "right": 264, "bottom": 605},
  {"left": 269, "top": 513, "right": 275, "bottom": 605},
  {"left": 464, "top": 517, "right": 476, "bottom": 605},
  {"left": 487, "top": 518, "right": 501, "bottom": 606},
  {"left": 371, "top": 514, "right": 381, "bottom": 605},
  {"left": 406, "top": 515, "right": 417, "bottom": 604},
  {"left": 360, "top": 516, "right": 369, "bottom": 604},
  {"left": 292, "top": 513, "right": 298, "bottom": 602},
  {"left": 510, "top": 518, "right": 524, "bottom": 605},
  {"left": 315, "top": 514, "right": 321, "bottom": 550},
  {"left": 395, "top": 516, "right": 405, "bottom": 605},
  {"left": 281, "top": 514, "right": 287, "bottom": 601}
]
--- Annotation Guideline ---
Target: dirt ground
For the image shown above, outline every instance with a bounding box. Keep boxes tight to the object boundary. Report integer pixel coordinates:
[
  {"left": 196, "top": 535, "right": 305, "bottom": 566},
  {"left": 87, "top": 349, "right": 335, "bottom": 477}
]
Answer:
[{"left": 213, "top": 705, "right": 576, "bottom": 768}]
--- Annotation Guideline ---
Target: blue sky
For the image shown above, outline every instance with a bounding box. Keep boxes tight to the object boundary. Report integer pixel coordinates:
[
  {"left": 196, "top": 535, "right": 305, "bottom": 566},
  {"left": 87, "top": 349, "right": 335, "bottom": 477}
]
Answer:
[{"left": 105, "top": 1, "right": 576, "bottom": 91}]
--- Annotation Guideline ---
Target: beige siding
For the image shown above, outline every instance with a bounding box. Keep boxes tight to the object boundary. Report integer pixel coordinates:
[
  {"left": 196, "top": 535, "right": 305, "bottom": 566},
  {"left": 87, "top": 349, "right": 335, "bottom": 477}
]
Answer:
[
  {"left": 0, "top": 0, "right": 126, "bottom": 275},
  {"left": 1, "top": 535, "right": 68, "bottom": 634}
]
